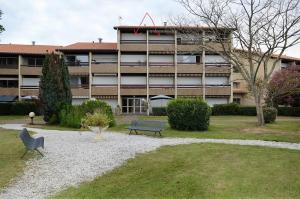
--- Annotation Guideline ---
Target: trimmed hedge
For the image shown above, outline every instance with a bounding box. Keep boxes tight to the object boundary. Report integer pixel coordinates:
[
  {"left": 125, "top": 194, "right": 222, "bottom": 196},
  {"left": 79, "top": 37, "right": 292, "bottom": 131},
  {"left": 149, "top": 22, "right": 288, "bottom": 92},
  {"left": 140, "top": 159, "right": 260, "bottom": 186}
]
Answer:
[
  {"left": 167, "top": 98, "right": 211, "bottom": 131},
  {"left": 212, "top": 103, "right": 239, "bottom": 115},
  {"left": 238, "top": 106, "right": 257, "bottom": 116},
  {"left": 278, "top": 107, "right": 300, "bottom": 117},
  {"left": 0, "top": 101, "right": 40, "bottom": 115},
  {"left": 263, "top": 107, "right": 277, "bottom": 123},
  {"left": 152, "top": 107, "right": 167, "bottom": 116},
  {"left": 59, "top": 100, "right": 116, "bottom": 128}
]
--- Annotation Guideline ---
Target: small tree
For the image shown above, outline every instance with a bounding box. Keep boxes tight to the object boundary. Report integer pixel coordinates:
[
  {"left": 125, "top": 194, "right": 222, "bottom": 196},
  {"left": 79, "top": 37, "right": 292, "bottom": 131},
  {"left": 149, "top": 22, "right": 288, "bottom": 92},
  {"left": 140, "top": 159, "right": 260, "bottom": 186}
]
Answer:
[
  {"left": 176, "top": 0, "right": 300, "bottom": 126},
  {"left": 39, "top": 53, "right": 72, "bottom": 123},
  {"left": 0, "top": 10, "right": 5, "bottom": 34},
  {"left": 266, "top": 66, "right": 300, "bottom": 107}
]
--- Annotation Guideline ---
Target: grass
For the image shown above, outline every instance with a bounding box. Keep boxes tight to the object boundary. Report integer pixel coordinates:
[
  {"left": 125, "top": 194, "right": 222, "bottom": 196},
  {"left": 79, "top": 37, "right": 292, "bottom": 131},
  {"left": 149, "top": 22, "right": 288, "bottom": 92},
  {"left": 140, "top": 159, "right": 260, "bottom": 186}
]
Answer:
[
  {"left": 109, "top": 116, "right": 300, "bottom": 143},
  {"left": 53, "top": 143, "right": 300, "bottom": 199},
  {"left": 0, "top": 128, "right": 35, "bottom": 190}
]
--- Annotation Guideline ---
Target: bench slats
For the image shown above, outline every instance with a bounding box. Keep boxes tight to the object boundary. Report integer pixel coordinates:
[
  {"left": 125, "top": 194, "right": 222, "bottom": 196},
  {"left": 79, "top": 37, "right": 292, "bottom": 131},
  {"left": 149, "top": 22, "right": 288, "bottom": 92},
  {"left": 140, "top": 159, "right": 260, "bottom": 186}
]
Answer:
[{"left": 128, "top": 120, "right": 165, "bottom": 136}]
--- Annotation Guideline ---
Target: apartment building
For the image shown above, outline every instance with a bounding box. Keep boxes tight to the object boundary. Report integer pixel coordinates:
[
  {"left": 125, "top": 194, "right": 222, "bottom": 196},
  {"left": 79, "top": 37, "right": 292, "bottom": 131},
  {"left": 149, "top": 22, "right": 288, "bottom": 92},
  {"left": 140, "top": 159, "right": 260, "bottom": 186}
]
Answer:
[{"left": 1, "top": 25, "right": 298, "bottom": 113}]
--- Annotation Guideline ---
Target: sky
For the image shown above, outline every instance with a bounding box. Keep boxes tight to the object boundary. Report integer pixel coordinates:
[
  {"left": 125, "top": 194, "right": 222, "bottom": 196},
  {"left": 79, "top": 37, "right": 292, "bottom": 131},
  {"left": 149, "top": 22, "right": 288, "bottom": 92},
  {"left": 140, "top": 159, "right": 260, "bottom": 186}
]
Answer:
[{"left": 0, "top": 0, "right": 299, "bottom": 57}]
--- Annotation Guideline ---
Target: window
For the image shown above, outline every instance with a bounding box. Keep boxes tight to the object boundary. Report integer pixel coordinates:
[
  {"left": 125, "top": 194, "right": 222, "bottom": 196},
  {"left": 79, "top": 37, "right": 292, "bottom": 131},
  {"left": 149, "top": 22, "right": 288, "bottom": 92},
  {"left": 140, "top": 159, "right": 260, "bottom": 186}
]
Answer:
[
  {"left": 65, "top": 55, "right": 89, "bottom": 66},
  {"left": 233, "top": 98, "right": 241, "bottom": 104},
  {"left": 0, "top": 80, "right": 18, "bottom": 88},
  {"left": 233, "top": 82, "right": 240, "bottom": 88},
  {"left": 177, "top": 55, "right": 201, "bottom": 64}
]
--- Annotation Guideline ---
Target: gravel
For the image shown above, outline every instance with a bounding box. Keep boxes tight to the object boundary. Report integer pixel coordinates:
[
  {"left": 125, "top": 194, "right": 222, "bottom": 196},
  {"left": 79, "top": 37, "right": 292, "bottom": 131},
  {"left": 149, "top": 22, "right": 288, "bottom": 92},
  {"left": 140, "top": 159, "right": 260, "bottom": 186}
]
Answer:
[{"left": 1, "top": 123, "right": 300, "bottom": 199}]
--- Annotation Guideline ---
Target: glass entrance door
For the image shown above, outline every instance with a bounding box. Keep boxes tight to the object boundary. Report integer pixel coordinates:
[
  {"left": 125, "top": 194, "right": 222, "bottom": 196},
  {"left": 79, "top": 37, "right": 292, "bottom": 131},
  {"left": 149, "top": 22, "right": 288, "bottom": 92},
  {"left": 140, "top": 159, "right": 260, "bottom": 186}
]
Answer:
[{"left": 122, "top": 97, "right": 147, "bottom": 114}]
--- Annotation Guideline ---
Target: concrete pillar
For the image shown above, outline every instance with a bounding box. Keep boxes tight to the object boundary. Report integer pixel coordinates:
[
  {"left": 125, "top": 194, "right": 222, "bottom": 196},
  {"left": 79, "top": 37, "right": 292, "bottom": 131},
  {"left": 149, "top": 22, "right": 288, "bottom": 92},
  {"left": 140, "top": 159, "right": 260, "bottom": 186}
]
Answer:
[
  {"left": 88, "top": 51, "right": 92, "bottom": 99},
  {"left": 18, "top": 55, "right": 22, "bottom": 101},
  {"left": 174, "top": 30, "right": 178, "bottom": 98},
  {"left": 202, "top": 31, "right": 206, "bottom": 101},
  {"left": 117, "top": 29, "right": 121, "bottom": 107},
  {"left": 146, "top": 30, "right": 150, "bottom": 115}
]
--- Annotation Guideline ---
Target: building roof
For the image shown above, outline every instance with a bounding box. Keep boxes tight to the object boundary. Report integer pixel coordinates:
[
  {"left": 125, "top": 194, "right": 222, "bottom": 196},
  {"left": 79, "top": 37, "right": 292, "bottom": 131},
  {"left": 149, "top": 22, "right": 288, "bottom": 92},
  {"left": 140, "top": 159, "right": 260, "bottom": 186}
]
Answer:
[
  {"left": 0, "top": 44, "right": 60, "bottom": 55},
  {"left": 113, "top": 25, "right": 235, "bottom": 31},
  {"left": 59, "top": 42, "right": 117, "bottom": 52}
]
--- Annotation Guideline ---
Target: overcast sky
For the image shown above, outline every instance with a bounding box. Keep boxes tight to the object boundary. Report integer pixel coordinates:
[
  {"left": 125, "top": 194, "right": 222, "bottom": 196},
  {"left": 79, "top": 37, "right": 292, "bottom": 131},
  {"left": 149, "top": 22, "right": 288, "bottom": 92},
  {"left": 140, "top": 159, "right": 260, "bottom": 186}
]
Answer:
[{"left": 0, "top": 0, "right": 299, "bottom": 57}]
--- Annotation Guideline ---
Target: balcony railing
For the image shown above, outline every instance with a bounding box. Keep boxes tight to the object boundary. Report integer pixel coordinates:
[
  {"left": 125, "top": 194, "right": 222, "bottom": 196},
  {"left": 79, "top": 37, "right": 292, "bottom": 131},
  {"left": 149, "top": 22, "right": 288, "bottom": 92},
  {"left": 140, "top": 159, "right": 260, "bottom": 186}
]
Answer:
[
  {"left": 92, "top": 84, "right": 117, "bottom": 87},
  {"left": 149, "top": 84, "right": 174, "bottom": 88},
  {"left": 205, "top": 63, "right": 231, "bottom": 66},
  {"left": 92, "top": 61, "right": 117, "bottom": 64},
  {"left": 0, "top": 65, "right": 18, "bottom": 69},
  {"left": 21, "top": 85, "right": 39, "bottom": 89},
  {"left": 71, "top": 84, "right": 89, "bottom": 89},
  {"left": 121, "top": 84, "right": 146, "bottom": 88},
  {"left": 21, "top": 64, "right": 43, "bottom": 67},
  {"left": 149, "top": 40, "right": 175, "bottom": 44},
  {"left": 205, "top": 84, "right": 231, "bottom": 87},
  {"left": 66, "top": 61, "right": 89, "bottom": 67},
  {"left": 177, "top": 84, "right": 203, "bottom": 88},
  {"left": 120, "top": 62, "right": 147, "bottom": 66},
  {"left": 149, "top": 62, "right": 175, "bottom": 66},
  {"left": 120, "top": 40, "right": 147, "bottom": 44}
]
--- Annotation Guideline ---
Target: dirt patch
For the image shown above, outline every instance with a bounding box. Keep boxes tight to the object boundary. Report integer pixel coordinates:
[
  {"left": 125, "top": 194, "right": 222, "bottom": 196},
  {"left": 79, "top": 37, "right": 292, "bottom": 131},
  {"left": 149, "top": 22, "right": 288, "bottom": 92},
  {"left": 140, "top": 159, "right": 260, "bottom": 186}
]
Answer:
[{"left": 242, "top": 127, "right": 300, "bottom": 136}]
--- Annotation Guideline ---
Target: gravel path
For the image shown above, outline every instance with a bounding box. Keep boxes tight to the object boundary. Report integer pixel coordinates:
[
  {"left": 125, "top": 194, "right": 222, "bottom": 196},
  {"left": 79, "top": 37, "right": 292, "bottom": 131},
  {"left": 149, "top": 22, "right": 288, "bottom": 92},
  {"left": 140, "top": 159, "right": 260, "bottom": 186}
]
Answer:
[{"left": 1, "top": 124, "right": 300, "bottom": 199}]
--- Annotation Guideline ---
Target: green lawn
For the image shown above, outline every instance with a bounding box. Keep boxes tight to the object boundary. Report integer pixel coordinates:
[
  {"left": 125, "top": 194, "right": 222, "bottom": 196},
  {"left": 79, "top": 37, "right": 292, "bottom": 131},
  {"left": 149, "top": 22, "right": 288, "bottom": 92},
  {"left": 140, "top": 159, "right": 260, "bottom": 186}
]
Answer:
[
  {"left": 0, "top": 128, "right": 34, "bottom": 190},
  {"left": 110, "top": 116, "right": 300, "bottom": 143},
  {"left": 53, "top": 143, "right": 300, "bottom": 199}
]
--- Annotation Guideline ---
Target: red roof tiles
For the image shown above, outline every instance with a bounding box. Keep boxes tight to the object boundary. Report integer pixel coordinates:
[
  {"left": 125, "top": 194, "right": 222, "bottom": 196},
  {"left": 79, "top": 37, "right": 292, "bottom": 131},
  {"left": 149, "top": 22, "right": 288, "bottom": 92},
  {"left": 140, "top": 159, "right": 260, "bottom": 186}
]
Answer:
[{"left": 0, "top": 44, "right": 60, "bottom": 54}]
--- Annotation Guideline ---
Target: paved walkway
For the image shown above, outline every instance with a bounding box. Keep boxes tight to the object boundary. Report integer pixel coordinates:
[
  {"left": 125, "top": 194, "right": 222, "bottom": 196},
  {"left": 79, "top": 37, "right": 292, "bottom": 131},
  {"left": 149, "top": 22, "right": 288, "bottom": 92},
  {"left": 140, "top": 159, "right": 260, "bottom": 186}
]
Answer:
[{"left": 1, "top": 124, "right": 300, "bottom": 199}]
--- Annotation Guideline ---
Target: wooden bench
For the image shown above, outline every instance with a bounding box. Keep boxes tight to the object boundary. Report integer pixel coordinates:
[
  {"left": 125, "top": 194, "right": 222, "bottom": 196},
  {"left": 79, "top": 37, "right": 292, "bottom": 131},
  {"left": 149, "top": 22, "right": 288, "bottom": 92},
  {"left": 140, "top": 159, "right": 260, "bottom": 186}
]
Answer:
[
  {"left": 19, "top": 128, "right": 44, "bottom": 158},
  {"left": 128, "top": 120, "right": 165, "bottom": 136}
]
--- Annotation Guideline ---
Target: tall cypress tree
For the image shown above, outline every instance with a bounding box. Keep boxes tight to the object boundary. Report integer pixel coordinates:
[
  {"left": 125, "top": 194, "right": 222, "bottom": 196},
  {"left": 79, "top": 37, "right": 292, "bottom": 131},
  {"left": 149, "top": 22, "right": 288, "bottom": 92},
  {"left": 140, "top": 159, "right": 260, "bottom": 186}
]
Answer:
[{"left": 39, "top": 53, "right": 72, "bottom": 123}]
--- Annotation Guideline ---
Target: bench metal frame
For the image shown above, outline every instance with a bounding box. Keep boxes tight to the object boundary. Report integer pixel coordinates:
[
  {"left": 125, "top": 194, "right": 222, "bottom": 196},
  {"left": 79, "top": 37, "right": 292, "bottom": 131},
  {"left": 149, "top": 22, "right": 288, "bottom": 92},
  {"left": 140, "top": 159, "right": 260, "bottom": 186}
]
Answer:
[
  {"left": 19, "top": 128, "right": 45, "bottom": 158},
  {"left": 128, "top": 120, "right": 165, "bottom": 137}
]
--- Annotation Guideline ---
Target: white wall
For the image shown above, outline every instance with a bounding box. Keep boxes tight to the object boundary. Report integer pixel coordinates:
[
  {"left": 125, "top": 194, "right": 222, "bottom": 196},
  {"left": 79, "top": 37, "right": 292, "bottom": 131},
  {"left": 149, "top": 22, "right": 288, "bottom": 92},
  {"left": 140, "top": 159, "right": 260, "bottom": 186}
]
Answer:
[
  {"left": 149, "top": 77, "right": 174, "bottom": 85},
  {"left": 206, "top": 77, "right": 229, "bottom": 85},
  {"left": 149, "top": 55, "right": 174, "bottom": 63},
  {"left": 149, "top": 34, "right": 174, "bottom": 41},
  {"left": 92, "top": 54, "right": 117, "bottom": 63},
  {"left": 121, "top": 76, "right": 146, "bottom": 85},
  {"left": 121, "top": 33, "right": 146, "bottom": 40},
  {"left": 150, "top": 99, "right": 170, "bottom": 107},
  {"left": 206, "top": 98, "right": 228, "bottom": 106},
  {"left": 177, "top": 77, "right": 202, "bottom": 85},
  {"left": 22, "top": 77, "right": 40, "bottom": 86},
  {"left": 102, "top": 99, "right": 118, "bottom": 109},
  {"left": 206, "top": 55, "right": 228, "bottom": 63},
  {"left": 121, "top": 54, "right": 146, "bottom": 63},
  {"left": 93, "top": 76, "right": 117, "bottom": 85},
  {"left": 72, "top": 98, "right": 88, "bottom": 105}
]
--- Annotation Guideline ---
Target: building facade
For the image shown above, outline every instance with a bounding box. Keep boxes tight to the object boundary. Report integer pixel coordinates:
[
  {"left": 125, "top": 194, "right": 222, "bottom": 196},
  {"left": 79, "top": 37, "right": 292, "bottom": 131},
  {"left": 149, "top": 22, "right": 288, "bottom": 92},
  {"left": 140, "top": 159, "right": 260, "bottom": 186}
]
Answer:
[{"left": 0, "top": 25, "right": 299, "bottom": 113}]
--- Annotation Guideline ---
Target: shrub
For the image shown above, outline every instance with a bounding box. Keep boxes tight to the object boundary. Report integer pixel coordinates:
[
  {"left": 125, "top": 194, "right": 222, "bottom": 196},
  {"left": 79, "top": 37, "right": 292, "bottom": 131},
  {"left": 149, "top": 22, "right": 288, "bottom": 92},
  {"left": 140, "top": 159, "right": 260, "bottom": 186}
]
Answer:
[
  {"left": 263, "top": 107, "right": 277, "bottom": 123},
  {"left": 0, "top": 103, "right": 12, "bottom": 115},
  {"left": 152, "top": 107, "right": 167, "bottom": 116},
  {"left": 80, "top": 100, "right": 115, "bottom": 127},
  {"left": 81, "top": 110, "right": 110, "bottom": 128},
  {"left": 167, "top": 98, "right": 211, "bottom": 131},
  {"left": 59, "top": 100, "right": 115, "bottom": 128},
  {"left": 238, "top": 106, "right": 257, "bottom": 116},
  {"left": 11, "top": 101, "right": 40, "bottom": 115},
  {"left": 212, "top": 103, "right": 239, "bottom": 115},
  {"left": 277, "top": 107, "right": 300, "bottom": 117}
]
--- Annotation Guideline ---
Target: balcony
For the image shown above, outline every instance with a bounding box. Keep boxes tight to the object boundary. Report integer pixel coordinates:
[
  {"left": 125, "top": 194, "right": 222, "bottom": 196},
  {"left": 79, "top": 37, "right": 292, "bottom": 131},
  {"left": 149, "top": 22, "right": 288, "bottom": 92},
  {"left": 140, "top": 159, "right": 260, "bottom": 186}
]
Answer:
[
  {"left": 149, "top": 85, "right": 175, "bottom": 95},
  {"left": 91, "top": 62, "right": 118, "bottom": 73},
  {"left": 68, "top": 64, "right": 89, "bottom": 75},
  {"left": 120, "top": 41, "right": 147, "bottom": 52},
  {"left": 205, "top": 42, "right": 231, "bottom": 51},
  {"left": 177, "top": 85, "right": 203, "bottom": 96},
  {"left": 149, "top": 62, "right": 175, "bottom": 73},
  {"left": 177, "top": 63, "right": 203, "bottom": 73},
  {"left": 0, "top": 87, "right": 18, "bottom": 95},
  {"left": 205, "top": 64, "right": 231, "bottom": 74},
  {"left": 149, "top": 43, "right": 175, "bottom": 52},
  {"left": 120, "top": 84, "right": 147, "bottom": 95},
  {"left": 177, "top": 44, "right": 203, "bottom": 52},
  {"left": 71, "top": 85, "right": 89, "bottom": 96},
  {"left": 0, "top": 66, "right": 18, "bottom": 75},
  {"left": 205, "top": 85, "right": 231, "bottom": 96},
  {"left": 20, "top": 86, "right": 39, "bottom": 96},
  {"left": 92, "top": 85, "right": 118, "bottom": 95},
  {"left": 121, "top": 62, "right": 147, "bottom": 73},
  {"left": 21, "top": 65, "right": 42, "bottom": 75}
]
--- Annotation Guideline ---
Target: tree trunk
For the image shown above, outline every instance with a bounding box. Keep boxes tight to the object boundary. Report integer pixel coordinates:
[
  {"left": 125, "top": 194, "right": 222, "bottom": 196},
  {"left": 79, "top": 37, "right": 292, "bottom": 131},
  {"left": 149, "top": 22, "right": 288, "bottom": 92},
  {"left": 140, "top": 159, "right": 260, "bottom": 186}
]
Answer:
[{"left": 254, "top": 92, "right": 265, "bottom": 126}]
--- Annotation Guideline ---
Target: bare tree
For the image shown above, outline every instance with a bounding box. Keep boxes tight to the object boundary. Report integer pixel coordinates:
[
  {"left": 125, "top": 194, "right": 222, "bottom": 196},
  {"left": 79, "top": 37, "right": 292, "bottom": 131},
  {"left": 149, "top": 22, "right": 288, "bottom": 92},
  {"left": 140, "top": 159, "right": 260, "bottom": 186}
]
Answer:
[{"left": 175, "top": 0, "right": 300, "bottom": 126}]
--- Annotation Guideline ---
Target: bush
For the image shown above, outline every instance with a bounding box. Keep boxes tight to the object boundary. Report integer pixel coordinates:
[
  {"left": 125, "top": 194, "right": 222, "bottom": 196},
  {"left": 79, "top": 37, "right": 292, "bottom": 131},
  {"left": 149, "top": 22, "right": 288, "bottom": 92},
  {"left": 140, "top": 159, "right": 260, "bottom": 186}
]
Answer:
[
  {"left": 0, "top": 103, "right": 13, "bottom": 115},
  {"left": 238, "top": 106, "right": 257, "bottom": 116},
  {"left": 167, "top": 98, "right": 211, "bottom": 131},
  {"left": 59, "top": 100, "right": 115, "bottom": 128},
  {"left": 81, "top": 110, "right": 110, "bottom": 128},
  {"left": 263, "top": 107, "right": 277, "bottom": 123},
  {"left": 152, "top": 107, "right": 167, "bottom": 116},
  {"left": 212, "top": 103, "right": 239, "bottom": 115},
  {"left": 278, "top": 107, "right": 300, "bottom": 117}
]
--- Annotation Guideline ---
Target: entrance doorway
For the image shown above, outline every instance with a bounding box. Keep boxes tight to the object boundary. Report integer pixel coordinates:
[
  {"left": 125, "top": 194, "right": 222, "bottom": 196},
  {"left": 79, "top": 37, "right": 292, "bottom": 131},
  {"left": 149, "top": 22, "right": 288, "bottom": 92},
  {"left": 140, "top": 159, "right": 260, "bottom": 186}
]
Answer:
[{"left": 122, "top": 97, "right": 147, "bottom": 114}]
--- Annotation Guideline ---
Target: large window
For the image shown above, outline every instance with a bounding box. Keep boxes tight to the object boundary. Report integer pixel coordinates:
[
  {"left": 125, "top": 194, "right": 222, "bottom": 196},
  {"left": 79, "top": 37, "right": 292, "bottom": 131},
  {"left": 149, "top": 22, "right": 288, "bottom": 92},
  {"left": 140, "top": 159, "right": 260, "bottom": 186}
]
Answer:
[
  {"left": 65, "top": 55, "right": 89, "bottom": 66},
  {"left": 177, "top": 55, "right": 201, "bottom": 64},
  {"left": 27, "top": 57, "right": 44, "bottom": 67},
  {"left": 0, "top": 57, "right": 18, "bottom": 67}
]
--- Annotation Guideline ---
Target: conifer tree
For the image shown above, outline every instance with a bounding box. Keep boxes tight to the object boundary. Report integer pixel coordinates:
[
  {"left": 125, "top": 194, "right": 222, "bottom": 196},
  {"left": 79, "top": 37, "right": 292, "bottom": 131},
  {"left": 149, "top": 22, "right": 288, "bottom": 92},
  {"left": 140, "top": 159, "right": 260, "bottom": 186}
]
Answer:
[{"left": 39, "top": 53, "right": 72, "bottom": 123}]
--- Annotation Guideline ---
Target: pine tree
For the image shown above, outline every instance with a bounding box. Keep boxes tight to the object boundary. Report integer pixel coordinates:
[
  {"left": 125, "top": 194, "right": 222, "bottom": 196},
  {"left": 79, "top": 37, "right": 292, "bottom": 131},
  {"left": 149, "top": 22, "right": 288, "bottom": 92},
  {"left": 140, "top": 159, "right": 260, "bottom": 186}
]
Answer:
[
  {"left": 0, "top": 10, "right": 5, "bottom": 34},
  {"left": 39, "top": 53, "right": 72, "bottom": 123}
]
